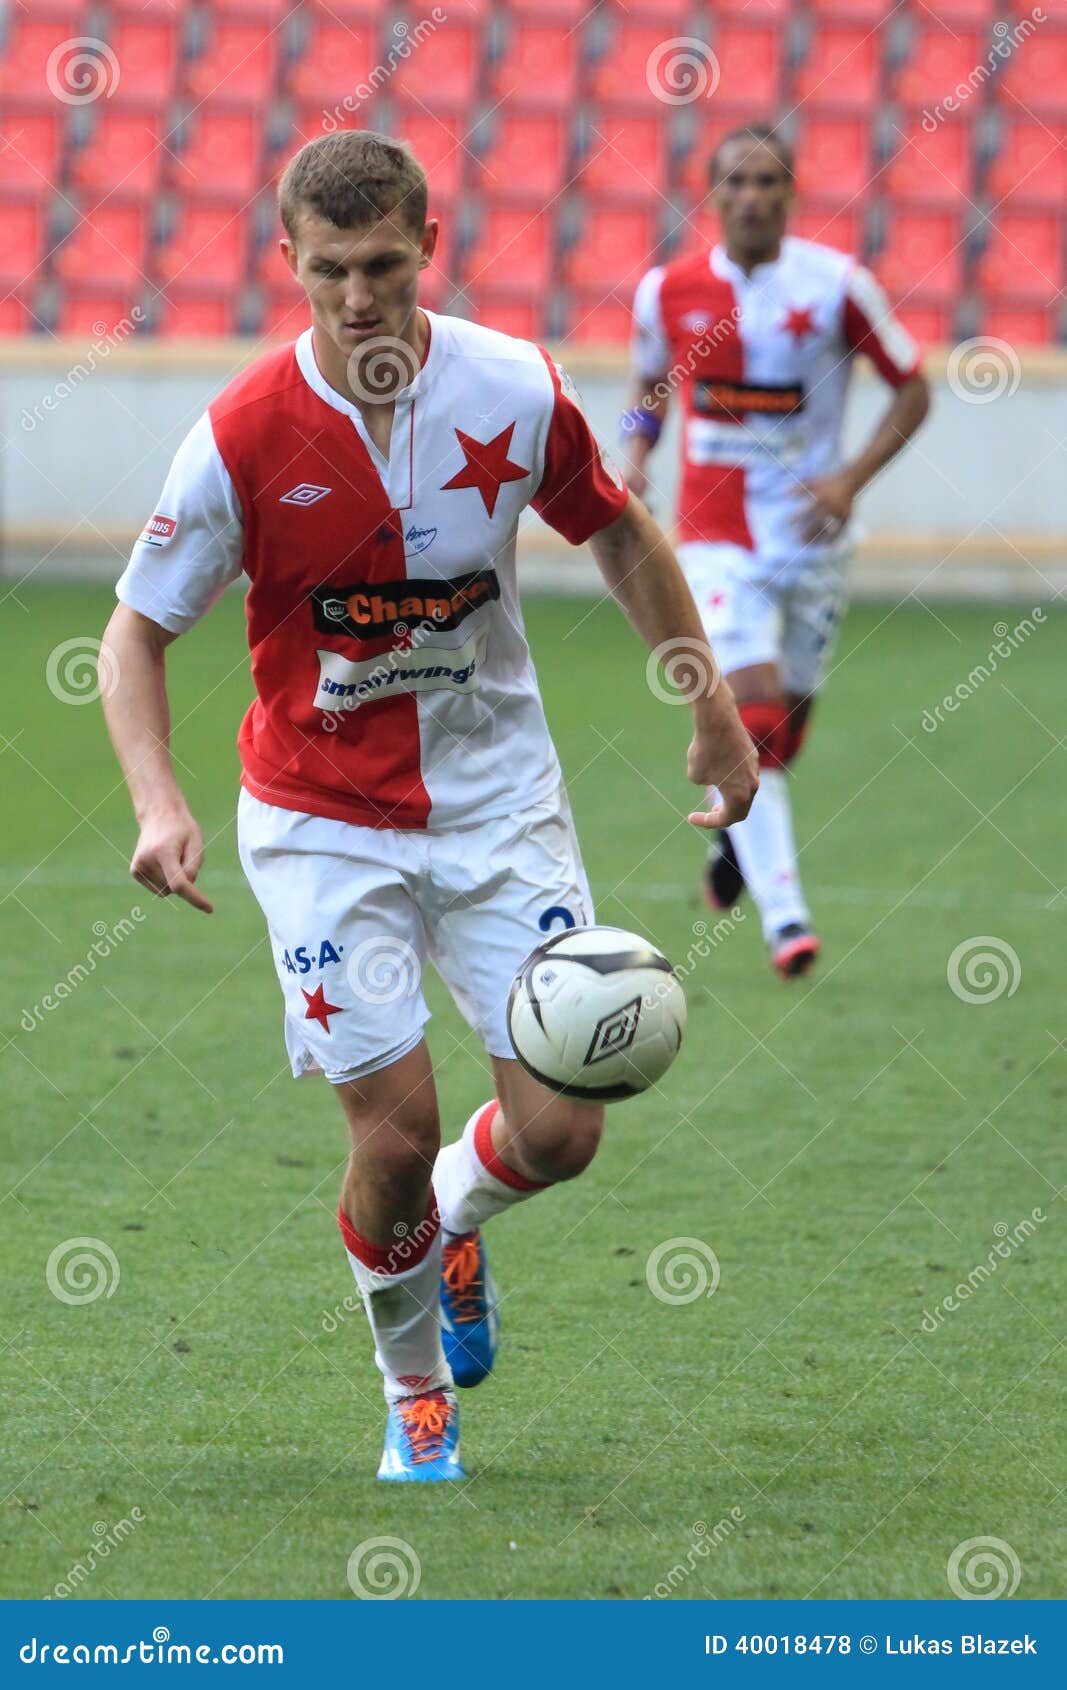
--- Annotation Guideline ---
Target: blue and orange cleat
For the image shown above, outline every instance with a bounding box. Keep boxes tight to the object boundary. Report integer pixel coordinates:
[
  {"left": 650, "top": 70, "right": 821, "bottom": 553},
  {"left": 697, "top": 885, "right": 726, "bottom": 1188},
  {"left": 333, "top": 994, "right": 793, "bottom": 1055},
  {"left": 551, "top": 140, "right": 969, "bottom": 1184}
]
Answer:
[
  {"left": 440, "top": 1230, "right": 499, "bottom": 1388},
  {"left": 771, "top": 922, "right": 821, "bottom": 980},
  {"left": 378, "top": 1388, "right": 466, "bottom": 1482}
]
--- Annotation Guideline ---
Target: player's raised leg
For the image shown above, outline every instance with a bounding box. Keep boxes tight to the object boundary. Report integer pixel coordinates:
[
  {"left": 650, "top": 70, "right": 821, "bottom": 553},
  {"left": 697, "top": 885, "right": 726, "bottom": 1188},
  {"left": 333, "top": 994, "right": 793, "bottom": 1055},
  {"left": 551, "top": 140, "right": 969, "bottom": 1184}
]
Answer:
[
  {"left": 434, "top": 1064, "right": 604, "bottom": 1386},
  {"left": 334, "top": 1040, "right": 464, "bottom": 1482}
]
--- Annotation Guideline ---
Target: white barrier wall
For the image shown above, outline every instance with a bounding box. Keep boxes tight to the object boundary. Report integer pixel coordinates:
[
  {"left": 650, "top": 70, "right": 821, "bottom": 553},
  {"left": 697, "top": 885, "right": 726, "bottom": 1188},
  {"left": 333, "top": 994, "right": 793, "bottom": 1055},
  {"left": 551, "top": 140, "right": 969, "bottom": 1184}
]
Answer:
[{"left": 2, "top": 337, "right": 1064, "bottom": 599}]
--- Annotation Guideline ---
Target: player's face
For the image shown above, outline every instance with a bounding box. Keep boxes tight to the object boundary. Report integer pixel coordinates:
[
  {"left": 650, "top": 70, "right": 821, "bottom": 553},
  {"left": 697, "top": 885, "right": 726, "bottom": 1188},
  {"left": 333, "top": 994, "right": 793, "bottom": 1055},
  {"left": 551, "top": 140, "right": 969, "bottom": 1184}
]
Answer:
[
  {"left": 710, "top": 139, "right": 793, "bottom": 262},
  {"left": 282, "top": 207, "right": 438, "bottom": 352}
]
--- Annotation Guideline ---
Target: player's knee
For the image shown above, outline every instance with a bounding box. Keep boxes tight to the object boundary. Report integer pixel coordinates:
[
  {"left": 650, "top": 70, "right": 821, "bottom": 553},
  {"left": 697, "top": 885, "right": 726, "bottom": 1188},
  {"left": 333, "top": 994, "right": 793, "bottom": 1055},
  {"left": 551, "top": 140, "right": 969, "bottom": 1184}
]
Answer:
[
  {"left": 344, "top": 1104, "right": 440, "bottom": 1206},
  {"left": 737, "top": 697, "right": 791, "bottom": 769},
  {"left": 524, "top": 1103, "right": 605, "bottom": 1183}
]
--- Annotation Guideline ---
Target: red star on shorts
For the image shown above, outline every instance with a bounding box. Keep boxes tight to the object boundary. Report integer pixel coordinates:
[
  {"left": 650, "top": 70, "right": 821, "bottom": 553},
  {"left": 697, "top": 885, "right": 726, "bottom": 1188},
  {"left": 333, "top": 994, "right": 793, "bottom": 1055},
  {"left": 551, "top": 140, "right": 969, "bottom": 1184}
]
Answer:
[
  {"left": 441, "top": 423, "right": 529, "bottom": 517},
  {"left": 302, "top": 981, "right": 344, "bottom": 1033},
  {"left": 782, "top": 305, "right": 816, "bottom": 341}
]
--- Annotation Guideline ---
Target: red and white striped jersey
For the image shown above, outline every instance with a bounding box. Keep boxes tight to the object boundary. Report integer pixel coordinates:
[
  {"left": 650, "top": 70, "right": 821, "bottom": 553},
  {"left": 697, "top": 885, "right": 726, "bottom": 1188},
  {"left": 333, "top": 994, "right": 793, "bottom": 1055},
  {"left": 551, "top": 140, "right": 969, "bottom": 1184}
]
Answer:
[
  {"left": 115, "top": 313, "right": 627, "bottom": 831},
  {"left": 632, "top": 236, "right": 921, "bottom": 565}
]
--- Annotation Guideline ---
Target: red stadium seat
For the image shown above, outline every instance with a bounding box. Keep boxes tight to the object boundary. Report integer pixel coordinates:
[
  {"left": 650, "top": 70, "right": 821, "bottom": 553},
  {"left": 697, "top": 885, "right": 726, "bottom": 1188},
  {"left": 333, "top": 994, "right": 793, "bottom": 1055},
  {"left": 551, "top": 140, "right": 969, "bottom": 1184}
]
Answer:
[
  {"left": 388, "top": 109, "right": 473, "bottom": 204},
  {"left": 465, "top": 200, "right": 553, "bottom": 292},
  {"left": 791, "top": 201, "right": 864, "bottom": 256},
  {"left": 998, "top": 27, "right": 1067, "bottom": 115},
  {"left": 157, "top": 202, "right": 248, "bottom": 290},
  {"left": 306, "top": 0, "right": 392, "bottom": 14},
  {"left": 716, "top": 0, "right": 792, "bottom": 14},
  {"left": 389, "top": 24, "right": 482, "bottom": 108},
  {"left": 175, "top": 110, "right": 264, "bottom": 200},
  {"left": 54, "top": 202, "right": 152, "bottom": 287},
  {"left": 71, "top": 112, "right": 168, "bottom": 197},
  {"left": 157, "top": 289, "right": 236, "bottom": 337},
  {"left": 186, "top": 22, "right": 279, "bottom": 106},
  {"left": 194, "top": 0, "right": 297, "bottom": 17},
  {"left": 883, "top": 118, "right": 975, "bottom": 205},
  {"left": 580, "top": 111, "right": 669, "bottom": 199},
  {"left": 563, "top": 205, "right": 659, "bottom": 289},
  {"left": 288, "top": 21, "right": 377, "bottom": 107},
  {"left": 566, "top": 293, "right": 633, "bottom": 346},
  {"left": 106, "top": 20, "right": 181, "bottom": 107},
  {"left": 0, "top": 197, "right": 44, "bottom": 285},
  {"left": 57, "top": 285, "right": 142, "bottom": 336},
  {"left": 476, "top": 112, "right": 569, "bottom": 203},
  {"left": 505, "top": 0, "right": 600, "bottom": 15},
  {"left": 807, "top": 0, "right": 900, "bottom": 15},
  {"left": 0, "top": 109, "right": 63, "bottom": 191},
  {"left": 892, "top": 301, "right": 954, "bottom": 344},
  {"left": 986, "top": 121, "right": 1067, "bottom": 207},
  {"left": 0, "top": 293, "right": 34, "bottom": 332},
  {"left": 980, "top": 301, "right": 1059, "bottom": 344},
  {"left": 713, "top": 24, "right": 785, "bottom": 110},
  {"left": 794, "top": 115, "right": 874, "bottom": 201},
  {"left": 10, "top": 0, "right": 94, "bottom": 19},
  {"left": 893, "top": 27, "right": 988, "bottom": 109},
  {"left": 976, "top": 211, "right": 1065, "bottom": 301},
  {"left": 794, "top": 24, "right": 883, "bottom": 111},
  {"left": 262, "top": 284, "right": 311, "bottom": 340},
  {"left": 874, "top": 209, "right": 963, "bottom": 296},
  {"left": 463, "top": 289, "right": 545, "bottom": 341},
  {"left": 0, "top": 22, "right": 89, "bottom": 100},
  {"left": 918, "top": 0, "right": 994, "bottom": 18},
  {"left": 492, "top": 25, "right": 580, "bottom": 109}
]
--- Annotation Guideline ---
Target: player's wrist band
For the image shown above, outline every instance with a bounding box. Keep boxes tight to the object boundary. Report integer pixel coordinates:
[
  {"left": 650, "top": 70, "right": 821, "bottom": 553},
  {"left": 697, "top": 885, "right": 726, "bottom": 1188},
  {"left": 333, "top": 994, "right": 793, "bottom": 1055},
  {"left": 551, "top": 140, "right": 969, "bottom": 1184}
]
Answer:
[{"left": 619, "top": 406, "right": 662, "bottom": 445}]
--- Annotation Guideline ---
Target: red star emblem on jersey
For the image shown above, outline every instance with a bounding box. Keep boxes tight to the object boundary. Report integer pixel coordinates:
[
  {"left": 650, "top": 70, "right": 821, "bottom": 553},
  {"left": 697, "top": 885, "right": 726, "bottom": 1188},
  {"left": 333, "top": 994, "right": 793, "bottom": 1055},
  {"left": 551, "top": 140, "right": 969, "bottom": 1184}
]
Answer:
[
  {"left": 441, "top": 423, "right": 529, "bottom": 517},
  {"left": 302, "top": 981, "right": 344, "bottom": 1033},
  {"left": 782, "top": 305, "right": 816, "bottom": 342}
]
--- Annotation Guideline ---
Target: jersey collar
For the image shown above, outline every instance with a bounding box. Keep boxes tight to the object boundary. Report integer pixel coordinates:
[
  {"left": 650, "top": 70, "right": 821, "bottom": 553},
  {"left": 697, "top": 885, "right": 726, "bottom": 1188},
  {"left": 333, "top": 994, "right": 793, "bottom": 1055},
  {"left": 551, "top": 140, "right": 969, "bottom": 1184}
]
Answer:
[
  {"left": 711, "top": 240, "right": 790, "bottom": 284},
  {"left": 295, "top": 310, "right": 438, "bottom": 419}
]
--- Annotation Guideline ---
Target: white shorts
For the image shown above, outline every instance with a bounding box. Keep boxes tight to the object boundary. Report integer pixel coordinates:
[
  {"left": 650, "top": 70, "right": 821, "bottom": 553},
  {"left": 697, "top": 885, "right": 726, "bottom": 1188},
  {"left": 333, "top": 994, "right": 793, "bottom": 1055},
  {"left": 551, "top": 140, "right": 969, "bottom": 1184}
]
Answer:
[
  {"left": 236, "top": 784, "right": 593, "bottom": 1084},
  {"left": 677, "top": 541, "right": 849, "bottom": 697}
]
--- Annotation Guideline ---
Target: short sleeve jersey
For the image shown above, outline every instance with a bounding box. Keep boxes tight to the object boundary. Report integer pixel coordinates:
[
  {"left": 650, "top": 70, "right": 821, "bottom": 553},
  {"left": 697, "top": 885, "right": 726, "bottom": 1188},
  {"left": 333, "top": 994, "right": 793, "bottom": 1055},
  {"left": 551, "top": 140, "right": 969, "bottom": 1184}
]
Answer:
[{"left": 116, "top": 312, "right": 628, "bottom": 831}]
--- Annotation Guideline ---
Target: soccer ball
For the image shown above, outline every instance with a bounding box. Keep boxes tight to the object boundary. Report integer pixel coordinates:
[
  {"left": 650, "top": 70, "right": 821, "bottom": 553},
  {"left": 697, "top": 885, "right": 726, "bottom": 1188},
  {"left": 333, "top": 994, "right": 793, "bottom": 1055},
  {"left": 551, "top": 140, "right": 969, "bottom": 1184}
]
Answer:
[{"left": 506, "top": 925, "right": 687, "bottom": 1101}]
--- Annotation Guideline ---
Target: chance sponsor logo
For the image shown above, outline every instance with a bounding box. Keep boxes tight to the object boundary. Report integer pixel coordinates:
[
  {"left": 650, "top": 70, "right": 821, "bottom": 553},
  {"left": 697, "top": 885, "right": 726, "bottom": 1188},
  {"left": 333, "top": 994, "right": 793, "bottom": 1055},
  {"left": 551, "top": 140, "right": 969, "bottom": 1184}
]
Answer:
[
  {"left": 693, "top": 378, "right": 805, "bottom": 420},
  {"left": 310, "top": 569, "right": 499, "bottom": 640},
  {"left": 138, "top": 513, "right": 176, "bottom": 548},
  {"left": 314, "top": 626, "right": 489, "bottom": 712}
]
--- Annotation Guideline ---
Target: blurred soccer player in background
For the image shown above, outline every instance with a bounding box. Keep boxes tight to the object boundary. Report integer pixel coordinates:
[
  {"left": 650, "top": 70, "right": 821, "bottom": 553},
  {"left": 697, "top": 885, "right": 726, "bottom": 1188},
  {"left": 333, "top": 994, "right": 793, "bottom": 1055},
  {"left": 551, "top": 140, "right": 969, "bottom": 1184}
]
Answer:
[{"left": 623, "top": 125, "right": 930, "bottom": 979}]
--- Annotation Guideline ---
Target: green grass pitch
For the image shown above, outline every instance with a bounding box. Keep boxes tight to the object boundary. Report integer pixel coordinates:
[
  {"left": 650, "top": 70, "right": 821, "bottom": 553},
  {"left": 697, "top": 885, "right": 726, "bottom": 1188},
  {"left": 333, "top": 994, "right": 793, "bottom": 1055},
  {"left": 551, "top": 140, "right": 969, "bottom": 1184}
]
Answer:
[{"left": 1, "top": 583, "right": 1063, "bottom": 1600}]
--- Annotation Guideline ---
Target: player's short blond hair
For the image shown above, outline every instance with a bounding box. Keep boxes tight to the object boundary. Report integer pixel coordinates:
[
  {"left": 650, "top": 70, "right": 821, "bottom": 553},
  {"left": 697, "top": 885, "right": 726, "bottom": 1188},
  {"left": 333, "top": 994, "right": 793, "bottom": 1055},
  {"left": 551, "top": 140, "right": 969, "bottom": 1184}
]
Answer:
[{"left": 278, "top": 131, "right": 428, "bottom": 241}]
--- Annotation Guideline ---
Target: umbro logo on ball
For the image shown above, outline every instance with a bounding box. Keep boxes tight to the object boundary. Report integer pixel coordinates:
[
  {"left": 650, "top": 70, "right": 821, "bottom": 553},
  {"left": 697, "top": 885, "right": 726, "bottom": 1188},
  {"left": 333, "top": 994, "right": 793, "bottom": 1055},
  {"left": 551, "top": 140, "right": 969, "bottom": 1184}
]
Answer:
[{"left": 280, "top": 483, "right": 332, "bottom": 506}]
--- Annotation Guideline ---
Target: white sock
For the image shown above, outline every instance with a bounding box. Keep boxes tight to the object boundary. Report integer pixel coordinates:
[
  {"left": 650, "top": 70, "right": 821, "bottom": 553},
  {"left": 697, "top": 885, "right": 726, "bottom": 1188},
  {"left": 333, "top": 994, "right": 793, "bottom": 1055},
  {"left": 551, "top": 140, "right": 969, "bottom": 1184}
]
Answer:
[
  {"left": 338, "top": 1197, "right": 452, "bottom": 1403},
  {"left": 433, "top": 1100, "right": 547, "bottom": 1241},
  {"left": 727, "top": 767, "right": 810, "bottom": 942}
]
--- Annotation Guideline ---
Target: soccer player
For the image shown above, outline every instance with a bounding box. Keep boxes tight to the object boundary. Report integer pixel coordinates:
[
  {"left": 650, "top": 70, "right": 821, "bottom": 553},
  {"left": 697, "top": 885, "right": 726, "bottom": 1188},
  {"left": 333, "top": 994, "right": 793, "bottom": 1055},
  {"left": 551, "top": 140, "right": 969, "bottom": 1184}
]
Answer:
[
  {"left": 100, "top": 132, "right": 757, "bottom": 1482},
  {"left": 623, "top": 125, "right": 930, "bottom": 979}
]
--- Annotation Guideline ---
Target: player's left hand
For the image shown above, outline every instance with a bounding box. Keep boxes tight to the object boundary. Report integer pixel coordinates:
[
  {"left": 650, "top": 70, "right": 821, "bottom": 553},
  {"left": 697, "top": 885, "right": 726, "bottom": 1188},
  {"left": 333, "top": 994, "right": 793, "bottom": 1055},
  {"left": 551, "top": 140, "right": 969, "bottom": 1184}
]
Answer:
[{"left": 794, "top": 470, "right": 857, "bottom": 543}]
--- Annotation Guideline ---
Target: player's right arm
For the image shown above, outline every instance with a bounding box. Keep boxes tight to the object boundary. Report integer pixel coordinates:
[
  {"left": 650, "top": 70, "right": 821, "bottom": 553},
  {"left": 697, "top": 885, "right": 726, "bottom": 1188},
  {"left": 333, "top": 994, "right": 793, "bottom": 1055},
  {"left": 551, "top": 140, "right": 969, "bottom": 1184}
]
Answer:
[
  {"left": 621, "top": 266, "right": 671, "bottom": 505},
  {"left": 100, "top": 411, "right": 244, "bottom": 915}
]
